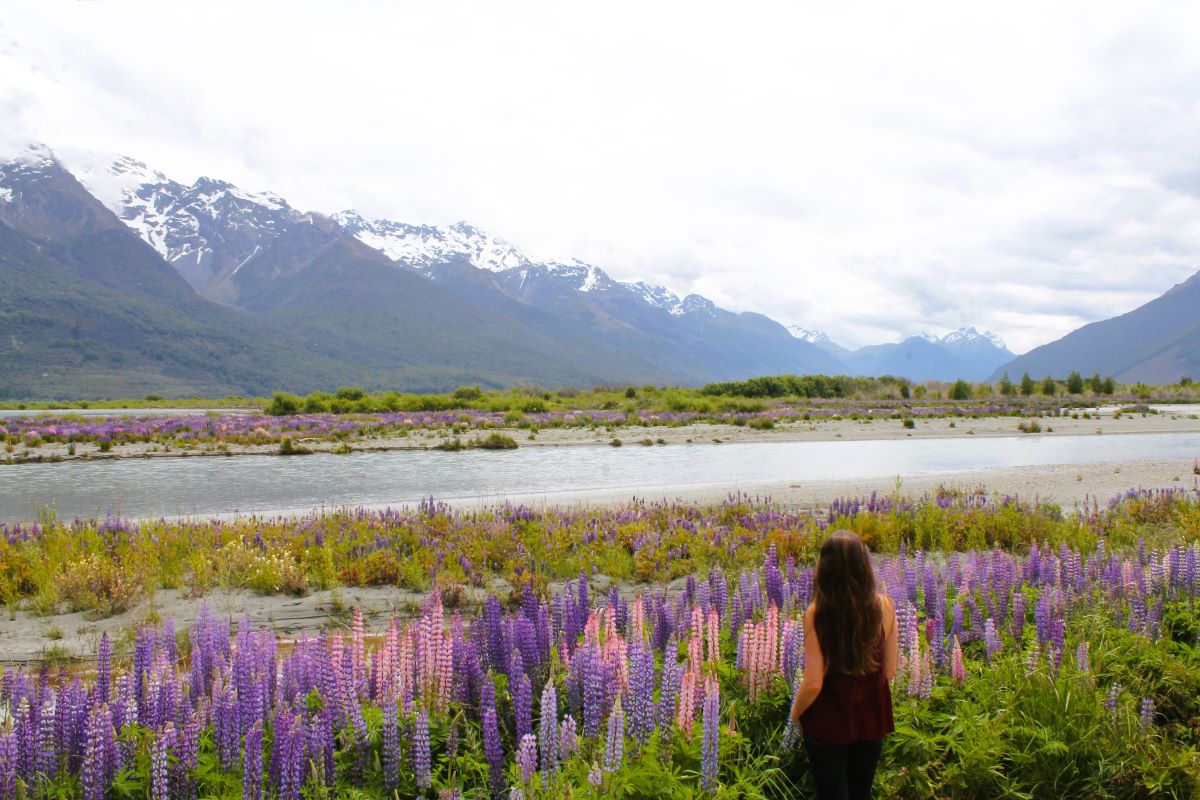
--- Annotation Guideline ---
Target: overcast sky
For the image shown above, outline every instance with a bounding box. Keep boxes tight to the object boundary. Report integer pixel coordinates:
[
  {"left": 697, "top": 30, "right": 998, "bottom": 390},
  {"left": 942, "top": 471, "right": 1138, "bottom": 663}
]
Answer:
[{"left": 4, "top": 1, "right": 1200, "bottom": 353}]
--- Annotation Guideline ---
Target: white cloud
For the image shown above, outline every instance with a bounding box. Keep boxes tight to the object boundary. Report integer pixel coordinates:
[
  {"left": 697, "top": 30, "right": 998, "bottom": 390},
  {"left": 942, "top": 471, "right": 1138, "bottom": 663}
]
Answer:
[{"left": 3, "top": 0, "right": 1200, "bottom": 354}]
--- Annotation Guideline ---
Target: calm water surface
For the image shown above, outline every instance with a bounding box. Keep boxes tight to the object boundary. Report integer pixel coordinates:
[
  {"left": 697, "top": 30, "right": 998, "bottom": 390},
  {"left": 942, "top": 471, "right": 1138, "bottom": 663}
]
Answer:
[{"left": 1, "top": 431, "right": 1198, "bottom": 522}]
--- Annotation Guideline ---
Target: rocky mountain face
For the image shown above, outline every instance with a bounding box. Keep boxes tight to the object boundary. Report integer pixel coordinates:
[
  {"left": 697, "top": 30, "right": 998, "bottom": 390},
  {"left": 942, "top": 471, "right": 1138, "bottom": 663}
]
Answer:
[
  {"left": 990, "top": 273, "right": 1200, "bottom": 383},
  {"left": 0, "top": 145, "right": 849, "bottom": 397}
]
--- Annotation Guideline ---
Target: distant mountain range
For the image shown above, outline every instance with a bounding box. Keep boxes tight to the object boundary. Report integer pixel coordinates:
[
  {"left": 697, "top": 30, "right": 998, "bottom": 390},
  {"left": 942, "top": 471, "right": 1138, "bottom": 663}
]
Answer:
[
  {"left": 3, "top": 143, "right": 1190, "bottom": 399},
  {"left": 990, "top": 272, "right": 1200, "bottom": 383},
  {"left": 788, "top": 325, "right": 1015, "bottom": 382}
]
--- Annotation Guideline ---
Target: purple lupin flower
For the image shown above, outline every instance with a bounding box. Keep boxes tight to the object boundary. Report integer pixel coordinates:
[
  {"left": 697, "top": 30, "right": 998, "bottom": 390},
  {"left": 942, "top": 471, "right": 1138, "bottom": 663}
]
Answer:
[
  {"left": 483, "top": 706, "right": 505, "bottom": 799},
  {"left": 659, "top": 651, "right": 682, "bottom": 732},
  {"left": 558, "top": 714, "right": 579, "bottom": 761},
  {"left": 603, "top": 697, "right": 624, "bottom": 774},
  {"left": 0, "top": 732, "right": 15, "bottom": 800},
  {"left": 80, "top": 705, "right": 106, "bottom": 800},
  {"left": 516, "top": 733, "right": 538, "bottom": 785},
  {"left": 1076, "top": 642, "right": 1090, "bottom": 675},
  {"left": 700, "top": 680, "right": 720, "bottom": 793},
  {"left": 579, "top": 646, "right": 603, "bottom": 739},
  {"left": 539, "top": 683, "right": 559, "bottom": 776},
  {"left": 625, "top": 642, "right": 655, "bottom": 748},
  {"left": 243, "top": 720, "right": 263, "bottom": 800},
  {"left": 415, "top": 709, "right": 432, "bottom": 790},
  {"left": 1106, "top": 683, "right": 1122, "bottom": 716},
  {"left": 152, "top": 723, "right": 174, "bottom": 800},
  {"left": 1011, "top": 592, "right": 1025, "bottom": 639},
  {"left": 382, "top": 701, "right": 400, "bottom": 792},
  {"left": 511, "top": 652, "right": 533, "bottom": 741},
  {"left": 178, "top": 717, "right": 200, "bottom": 800},
  {"left": 97, "top": 633, "right": 112, "bottom": 708},
  {"left": 35, "top": 693, "right": 56, "bottom": 782},
  {"left": 1140, "top": 697, "right": 1155, "bottom": 730},
  {"left": 983, "top": 618, "right": 1000, "bottom": 664}
]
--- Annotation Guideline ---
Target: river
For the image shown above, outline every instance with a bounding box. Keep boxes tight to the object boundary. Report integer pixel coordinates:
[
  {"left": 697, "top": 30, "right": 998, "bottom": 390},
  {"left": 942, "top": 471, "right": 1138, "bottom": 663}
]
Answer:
[{"left": 2, "top": 431, "right": 1198, "bottom": 521}]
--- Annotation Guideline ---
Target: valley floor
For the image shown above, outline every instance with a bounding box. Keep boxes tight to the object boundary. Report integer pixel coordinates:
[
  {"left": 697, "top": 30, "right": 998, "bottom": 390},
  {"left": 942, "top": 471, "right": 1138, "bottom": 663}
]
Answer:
[{"left": 12, "top": 404, "right": 1200, "bottom": 463}]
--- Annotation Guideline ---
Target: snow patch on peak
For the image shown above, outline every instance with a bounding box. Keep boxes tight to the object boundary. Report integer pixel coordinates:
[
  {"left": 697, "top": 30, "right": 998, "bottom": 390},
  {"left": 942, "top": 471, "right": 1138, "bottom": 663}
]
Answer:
[
  {"left": 787, "top": 325, "right": 832, "bottom": 345},
  {"left": 62, "top": 151, "right": 169, "bottom": 213},
  {"left": 579, "top": 265, "right": 601, "bottom": 293},
  {"left": 337, "top": 214, "right": 533, "bottom": 273},
  {"left": 676, "top": 294, "right": 717, "bottom": 318},
  {"left": 0, "top": 187, "right": 12, "bottom": 203},
  {"left": 915, "top": 331, "right": 941, "bottom": 344},
  {"left": 3, "top": 143, "right": 56, "bottom": 169},
  {"left": 941, "top": 326, "right": 1008, "bottom": 350},
  {"left": 626, "top": 281, "right": 681, "bottom": 310}
]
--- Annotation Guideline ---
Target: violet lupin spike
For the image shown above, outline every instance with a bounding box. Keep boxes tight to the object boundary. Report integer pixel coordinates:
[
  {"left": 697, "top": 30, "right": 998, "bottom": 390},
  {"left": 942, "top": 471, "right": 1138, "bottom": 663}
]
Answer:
[
  {"left": 559, "top": 713, "right": 579, "bottom": 760},
  {"left": 96, "top": 633, "right": 112, "bottom": 708},
  {"left": 603, "top": 696, "right": 624, "bottom": 774},
  {"left": 382, "top": 700, "right": 400, "bottom": 793},
  {"left": 151, "top": 723, "right": 174, "bottom": 800},
  {"left": 700, "top": 678, "right": 720, "bottom": 793},
  {"left": 243, "top": 719, "right": 263, "bottom": 800},
  {"left": 482, "top": 705, "right": 505, "bottom": 799},
  {"left": 516, "top": 733, "right": 538, "bottom": 786},
  {"left": 539, "top": 682, "right": 559, "bottom": 776},
  {"left": 414, "top": 708, "right": 432, "bottom": 790},
  {"left": 80, "top": 704, "right": 105, "bottom": 800}
]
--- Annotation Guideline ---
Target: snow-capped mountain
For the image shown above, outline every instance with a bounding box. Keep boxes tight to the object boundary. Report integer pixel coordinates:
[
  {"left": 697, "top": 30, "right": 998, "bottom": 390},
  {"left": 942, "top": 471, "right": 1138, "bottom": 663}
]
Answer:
[
  {"left": 787, "top": 326, "right": 852, "bottom": 358},
  {"left": 842, "top": 327, "right": 1014, "bottom": 382},
  {"left": 332, "top": 212, "right": 534, "bottom": 274},
  {"left": 60, "top": 148, "right": 309, "bottom": 304},
  {"left": 333, "top": 209, "right": 717, "bottom": 318},
  {"left": 939, "top": 326, "right": 1008, "bottom": 353},
  {"left": 3, "top": 145, "right": 848, "bottom": 387}
]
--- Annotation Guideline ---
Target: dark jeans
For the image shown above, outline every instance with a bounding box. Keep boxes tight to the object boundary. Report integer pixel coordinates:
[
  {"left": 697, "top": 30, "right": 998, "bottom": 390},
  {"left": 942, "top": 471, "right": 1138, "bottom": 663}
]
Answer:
[{"left": 803, "top": 734, "right": 883, "bottom": 800}]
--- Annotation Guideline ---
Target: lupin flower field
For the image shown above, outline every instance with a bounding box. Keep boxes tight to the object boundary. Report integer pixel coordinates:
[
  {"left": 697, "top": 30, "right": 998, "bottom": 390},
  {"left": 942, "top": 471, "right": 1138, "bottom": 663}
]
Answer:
[{"left": 0, "top": 489, "right": 1198, "bottom": 797}]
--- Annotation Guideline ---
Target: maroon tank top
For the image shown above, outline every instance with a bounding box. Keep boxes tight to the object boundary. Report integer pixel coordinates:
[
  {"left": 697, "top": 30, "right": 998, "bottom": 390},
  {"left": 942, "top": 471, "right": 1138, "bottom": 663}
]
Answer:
[{"left": 800, "top": 645, "right": 894, "bottom": 745}]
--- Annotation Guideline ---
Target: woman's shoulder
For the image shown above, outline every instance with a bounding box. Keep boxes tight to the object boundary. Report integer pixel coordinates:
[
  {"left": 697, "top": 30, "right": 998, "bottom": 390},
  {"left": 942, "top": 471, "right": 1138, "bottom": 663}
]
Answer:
[{"left": 877, "top": 593, "right": 895, "bottom": 612}]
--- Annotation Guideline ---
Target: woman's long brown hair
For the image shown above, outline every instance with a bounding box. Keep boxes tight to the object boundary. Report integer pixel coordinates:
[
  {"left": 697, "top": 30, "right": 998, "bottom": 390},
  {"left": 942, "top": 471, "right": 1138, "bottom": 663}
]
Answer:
[{"left": 812, "top": 529, "right": 883, "bottom": 675}]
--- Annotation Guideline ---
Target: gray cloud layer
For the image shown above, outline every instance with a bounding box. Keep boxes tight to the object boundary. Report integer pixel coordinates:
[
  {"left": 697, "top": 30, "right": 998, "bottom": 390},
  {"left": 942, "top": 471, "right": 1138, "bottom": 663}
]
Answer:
[{"left": 3, "top": 0, "right": 1200, "bottom": 353}]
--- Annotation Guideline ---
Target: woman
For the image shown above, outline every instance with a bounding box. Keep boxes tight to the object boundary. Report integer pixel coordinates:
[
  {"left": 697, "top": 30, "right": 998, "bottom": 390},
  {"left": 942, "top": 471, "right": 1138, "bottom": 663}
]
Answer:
[{"left": 789, "top": 530, "right": 898, "bottom": 800}]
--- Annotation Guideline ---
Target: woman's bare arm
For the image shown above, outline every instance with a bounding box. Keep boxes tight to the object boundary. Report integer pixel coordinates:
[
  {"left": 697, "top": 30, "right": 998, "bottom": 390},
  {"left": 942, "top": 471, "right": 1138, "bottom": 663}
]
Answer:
[
  {"left": 881, "top": 594, "right": 898, "bottom": 682},
  {"left": 789, "top": 605, "right": 824, "bottom": 725}
]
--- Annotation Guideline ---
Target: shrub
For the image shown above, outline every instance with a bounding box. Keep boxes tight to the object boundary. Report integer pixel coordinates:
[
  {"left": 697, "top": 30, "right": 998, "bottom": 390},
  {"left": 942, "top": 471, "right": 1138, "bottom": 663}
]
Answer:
[
  {"left": 949, "top": 380, "right": 972, "bottom": 400},
  {"left": 902, "top": 418, "right": 916, "bottom": 429},
  {"left": 265, "top": 392, "right": 302, "bottom": 416},
  {"left": 474, "top": 433, "right": 518, "bottom": 450},
  {"left": 59, "top": 554, "right": 144, "bottom": 616},
  {"left": 452, "top": 385, "right": 484, "bottom": 402},
  {"left": 278, "top": 437, "right": 312, "bottom": 455}
]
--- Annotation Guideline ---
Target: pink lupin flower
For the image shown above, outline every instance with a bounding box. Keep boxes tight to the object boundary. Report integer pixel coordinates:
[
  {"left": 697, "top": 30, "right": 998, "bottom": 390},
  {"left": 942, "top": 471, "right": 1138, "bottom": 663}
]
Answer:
[
  {"left": 906, "top": 641, "right": 922, "bottom": 698},
  {"left": 604, "top": 608, "right": 619, "bottom": 647},
  {"left": 351, "top": 608, "right": 365, "bottom": 695},
  {"left": 398, "top": 631, "right": 414, "bottom": 714},
  {"left": 706, "top": 609, "right": 720, "bottom": 664},
  {"left": 676, "top": 668, "right": 697, "bottom": 733},
  {"left": 765, "top": 605, "right": 779, "bottom": 673},
  {"left": 951, "top": 637, "right": 965, "bottom": 684},
  {"left": 584, "top": 611, "right": 601, "bottom": 648},
  {"left": 688, "top": 606, "right": 704, "bottom": 668},
  {"left": 630, "top": 597, "right": 645, "bottom": 642}
]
